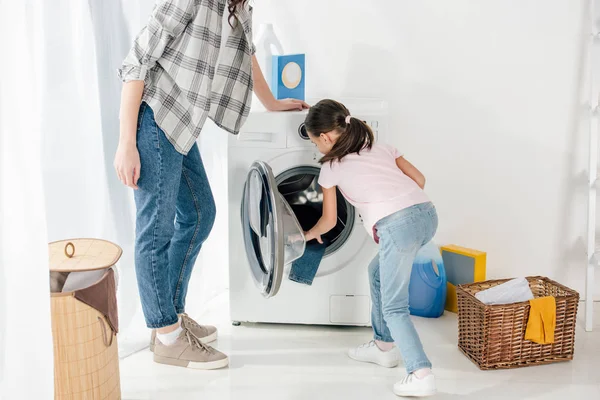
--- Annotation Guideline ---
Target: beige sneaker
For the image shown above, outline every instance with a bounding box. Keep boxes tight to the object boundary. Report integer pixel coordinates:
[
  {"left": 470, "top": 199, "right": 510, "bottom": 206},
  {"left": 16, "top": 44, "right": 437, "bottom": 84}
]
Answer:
[
  {"left": 153, "top": 321, "right": 229, "bottom": 370},
  {"left": 150, "top": 313, "right": 217, "bottom": 352}
]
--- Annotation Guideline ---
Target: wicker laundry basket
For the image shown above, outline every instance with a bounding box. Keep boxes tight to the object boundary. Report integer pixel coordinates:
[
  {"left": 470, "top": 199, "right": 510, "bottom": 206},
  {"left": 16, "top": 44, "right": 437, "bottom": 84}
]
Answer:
[
  {"left": 49, "top": 239, "right": 122, "bottom": 400},
  {"left": 457, "top": 276, "right": 579, "bottom": 370}
]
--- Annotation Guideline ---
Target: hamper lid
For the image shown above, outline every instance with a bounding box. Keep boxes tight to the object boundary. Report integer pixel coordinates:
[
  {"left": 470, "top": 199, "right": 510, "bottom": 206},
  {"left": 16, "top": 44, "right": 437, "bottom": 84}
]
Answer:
[{"left": 48, "top": 238, "right": 122, "bottom": 272}]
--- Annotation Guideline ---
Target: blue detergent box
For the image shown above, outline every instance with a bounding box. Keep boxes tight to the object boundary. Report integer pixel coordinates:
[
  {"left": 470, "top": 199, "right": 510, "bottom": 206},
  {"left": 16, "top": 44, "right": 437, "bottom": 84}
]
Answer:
[{"left": 271, "top": 54, "right": 305, "bottom": 101}]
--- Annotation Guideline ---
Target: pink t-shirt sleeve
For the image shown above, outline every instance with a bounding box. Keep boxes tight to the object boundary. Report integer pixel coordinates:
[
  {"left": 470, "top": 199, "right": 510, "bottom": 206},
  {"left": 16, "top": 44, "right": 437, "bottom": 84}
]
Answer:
[
  {"left": 318, "top": 162, "right": 338, "bottom": 189},
  {"left": 381, "top": 143, "right": 403, "bottom": 159}
]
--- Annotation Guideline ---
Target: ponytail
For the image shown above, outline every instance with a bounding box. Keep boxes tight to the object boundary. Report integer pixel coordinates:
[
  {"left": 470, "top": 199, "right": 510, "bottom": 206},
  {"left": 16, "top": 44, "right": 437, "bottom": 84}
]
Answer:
[{"left": 304, "top": 99, "right": 375, "bottom": 165}]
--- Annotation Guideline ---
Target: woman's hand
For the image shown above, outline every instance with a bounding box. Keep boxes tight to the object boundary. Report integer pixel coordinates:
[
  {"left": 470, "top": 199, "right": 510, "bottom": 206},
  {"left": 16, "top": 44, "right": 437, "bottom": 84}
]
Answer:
[
  {"left": 266, "top": 98, "right": 310, "bottom": 112},
  {"left": 304, "top": 230, "right": 323, "bottom": 244},
  {"left": 114, "top": 142, "right": 141, "bottom": 189}
]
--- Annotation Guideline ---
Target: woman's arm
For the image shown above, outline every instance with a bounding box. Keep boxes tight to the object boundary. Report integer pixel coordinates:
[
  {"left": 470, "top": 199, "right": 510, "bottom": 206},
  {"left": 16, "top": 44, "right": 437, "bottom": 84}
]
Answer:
[
  {"left": 396, "top": 156, "right": 426, "bottom": 189},
  {"left": 119, "top": 81, "right": 144, "bottom": 146},
  {"left": 114, "top": 81, "right": 144, "bottom": 189},
  {"left": 252, "top": 55, "right": 309, "bottom": 111},
  {"left": 304, "top": 186, "right": 338, "bottom": 243}
]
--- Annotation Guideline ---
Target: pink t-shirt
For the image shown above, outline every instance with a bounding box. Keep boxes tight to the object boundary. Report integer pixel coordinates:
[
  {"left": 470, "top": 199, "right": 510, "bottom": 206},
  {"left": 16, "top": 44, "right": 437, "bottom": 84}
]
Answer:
[{"left": 318, "top": 143, "right": 430, "bottom": 237}]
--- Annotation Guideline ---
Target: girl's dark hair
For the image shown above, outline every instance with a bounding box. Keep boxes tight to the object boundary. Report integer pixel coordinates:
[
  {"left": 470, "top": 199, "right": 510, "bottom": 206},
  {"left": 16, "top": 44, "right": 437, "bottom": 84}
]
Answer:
[
  {"left": 304, "top": 99, "right": 375, "bottom": 164},
  {"left": 228, "top": 0, "right": 248, "bottom": 28}
]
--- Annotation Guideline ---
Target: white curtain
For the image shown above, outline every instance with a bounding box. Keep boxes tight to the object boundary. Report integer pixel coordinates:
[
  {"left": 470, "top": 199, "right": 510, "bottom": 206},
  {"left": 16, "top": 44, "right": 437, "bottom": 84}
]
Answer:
[
  {"left": 0, "top": 1, "right": 54, "bottom": 399},
  {"left": 36, "top": 0, "right": 149, "bottom": 357},
  {"left": 0, "top": 12, "right": 232, "bottom": 400}
]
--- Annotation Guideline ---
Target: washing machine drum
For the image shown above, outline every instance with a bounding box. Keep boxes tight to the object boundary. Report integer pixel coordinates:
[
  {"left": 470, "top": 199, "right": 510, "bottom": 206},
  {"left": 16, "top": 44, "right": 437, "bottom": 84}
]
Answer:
[{"left": 242, "top": 161, "right": 306, "bottom": 298}]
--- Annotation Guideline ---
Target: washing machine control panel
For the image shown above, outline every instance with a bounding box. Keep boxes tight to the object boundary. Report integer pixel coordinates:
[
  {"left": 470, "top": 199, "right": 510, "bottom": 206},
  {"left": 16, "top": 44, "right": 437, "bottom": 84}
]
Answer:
[
  {"left": 237, "top": 100, "right": 388, "bottom": 149},
  {"left": 290, "top": 117, "right": 386, "bottom": 149},
  {"left": 367, "top": 120, "right": 381, "bottom": 140},
  {"left": 297, "top": 120, "right": 381, "bottom": 141}
]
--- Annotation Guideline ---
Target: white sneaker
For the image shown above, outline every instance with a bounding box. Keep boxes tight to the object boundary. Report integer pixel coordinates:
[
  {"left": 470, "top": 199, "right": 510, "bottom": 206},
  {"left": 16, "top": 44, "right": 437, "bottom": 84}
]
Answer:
[
  {"left": 393, "top": 373, "right": 436, "bottom": 397},
  {"left": 348, "top": 340, "right": 401, "bottom": 368}
]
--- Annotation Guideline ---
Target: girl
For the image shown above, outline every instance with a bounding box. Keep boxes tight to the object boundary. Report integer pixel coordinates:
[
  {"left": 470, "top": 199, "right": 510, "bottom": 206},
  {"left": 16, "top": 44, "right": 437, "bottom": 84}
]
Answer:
[
  {"left": 303, "top": 100, "right": 437, "bottom": 397},
  {"left": 114, "top": 0, "right": 308, "bottom": 370}
]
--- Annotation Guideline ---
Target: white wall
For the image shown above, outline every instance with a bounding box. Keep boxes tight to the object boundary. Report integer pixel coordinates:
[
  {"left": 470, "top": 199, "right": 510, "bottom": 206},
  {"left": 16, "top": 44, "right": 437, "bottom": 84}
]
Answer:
[{"left": 253, "top": 0, "right": 598, "bottom": 299}]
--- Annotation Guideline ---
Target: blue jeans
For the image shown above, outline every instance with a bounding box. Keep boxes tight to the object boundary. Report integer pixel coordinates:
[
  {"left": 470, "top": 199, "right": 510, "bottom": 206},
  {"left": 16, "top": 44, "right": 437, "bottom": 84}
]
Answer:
[
  {"left": 134, "top": 103, "right": 216, "bottom": 329},
  {"left": 289, "top": 240, "right": 328, "bottom": 285},
  {"left": 369, "top": 202, "right": 438, "bottom": 373}
]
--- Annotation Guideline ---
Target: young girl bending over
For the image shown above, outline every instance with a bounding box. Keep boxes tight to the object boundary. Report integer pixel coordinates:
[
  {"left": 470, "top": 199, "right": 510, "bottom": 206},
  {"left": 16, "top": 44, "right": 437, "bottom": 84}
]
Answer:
[{"left": 304, "top": 100, "right": 438, "bottom": 397}]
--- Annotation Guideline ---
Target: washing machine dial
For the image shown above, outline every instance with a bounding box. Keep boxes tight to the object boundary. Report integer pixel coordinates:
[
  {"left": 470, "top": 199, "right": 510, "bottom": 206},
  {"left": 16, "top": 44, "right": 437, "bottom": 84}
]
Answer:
[{"left": 298, "top": 123, "right": 309, "bottom": 140}]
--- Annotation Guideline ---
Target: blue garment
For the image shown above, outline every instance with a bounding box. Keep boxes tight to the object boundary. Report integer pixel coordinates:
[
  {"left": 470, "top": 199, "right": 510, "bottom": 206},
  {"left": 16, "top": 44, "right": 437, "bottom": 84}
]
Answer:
[
  {"left": 369, "top": 202, "right": 438, "bottom": 374},
  {"left": 134, "top": 103, "right": 216, "bottom": 329},
  {"left": 289, "top": 240, "right": 327, "bottom": 285},
  {"left": 287, "top": 204, "right": 328, "bottom": 285}
]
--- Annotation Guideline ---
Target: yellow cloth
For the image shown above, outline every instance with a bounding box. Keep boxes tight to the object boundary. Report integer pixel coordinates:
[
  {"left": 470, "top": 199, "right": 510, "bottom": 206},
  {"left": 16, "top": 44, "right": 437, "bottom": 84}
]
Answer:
[{"left": 525, "top": 296, "right": 556, "bottom": 344}]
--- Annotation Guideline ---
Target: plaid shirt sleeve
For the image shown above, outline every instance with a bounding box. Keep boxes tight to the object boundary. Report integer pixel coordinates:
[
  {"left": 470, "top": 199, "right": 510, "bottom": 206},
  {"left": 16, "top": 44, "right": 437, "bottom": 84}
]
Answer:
[{"left": 118, "top": 0, "right": 196, "bottom": 82}]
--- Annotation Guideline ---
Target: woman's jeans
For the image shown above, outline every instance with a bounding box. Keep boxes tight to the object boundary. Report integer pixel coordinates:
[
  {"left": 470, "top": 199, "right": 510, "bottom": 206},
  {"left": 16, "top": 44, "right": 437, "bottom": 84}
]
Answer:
[
  {"left": 134, "top": 103, "right": 216, "bottom": 329},
  {"left": 368, "top": 202, "right": 438, "bottom": 373}
]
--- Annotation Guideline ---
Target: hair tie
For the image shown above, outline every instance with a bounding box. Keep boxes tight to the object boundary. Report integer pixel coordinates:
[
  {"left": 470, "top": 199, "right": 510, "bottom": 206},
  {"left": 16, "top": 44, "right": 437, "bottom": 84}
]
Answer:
[{"left": 345, "top": 115, "right": 352, "bottom": 124}]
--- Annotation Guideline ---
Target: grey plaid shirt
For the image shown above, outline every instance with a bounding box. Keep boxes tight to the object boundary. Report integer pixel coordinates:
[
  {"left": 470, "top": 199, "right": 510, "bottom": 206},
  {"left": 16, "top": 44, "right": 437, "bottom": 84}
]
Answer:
[{"left": 118, "top": 0, "right": 255, "bottom": 155}]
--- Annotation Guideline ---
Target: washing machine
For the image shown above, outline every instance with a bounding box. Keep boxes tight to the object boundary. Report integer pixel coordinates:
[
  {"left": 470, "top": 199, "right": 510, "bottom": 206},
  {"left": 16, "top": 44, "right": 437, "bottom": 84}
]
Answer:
[{"left": 228, "top": 98, "right": 388, "bottom": 326}]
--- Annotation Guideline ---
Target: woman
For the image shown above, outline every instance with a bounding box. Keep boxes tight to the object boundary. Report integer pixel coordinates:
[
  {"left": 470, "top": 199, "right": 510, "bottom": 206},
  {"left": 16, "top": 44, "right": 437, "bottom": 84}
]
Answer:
[{"left": 115, "top": 0, "right": 308, "bottom": 370}]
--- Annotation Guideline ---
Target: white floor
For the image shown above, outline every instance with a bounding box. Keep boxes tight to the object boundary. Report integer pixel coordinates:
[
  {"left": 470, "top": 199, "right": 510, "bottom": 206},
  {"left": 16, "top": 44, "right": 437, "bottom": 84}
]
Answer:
[{"left": 121, "top": 294, "right": 600, "bottom": 400}]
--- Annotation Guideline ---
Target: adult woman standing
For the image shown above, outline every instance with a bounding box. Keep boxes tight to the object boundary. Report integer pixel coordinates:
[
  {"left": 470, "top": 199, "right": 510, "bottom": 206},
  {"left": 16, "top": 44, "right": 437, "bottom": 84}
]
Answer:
[{"left": 115, "top": 0, "right": 308, "bottom": 369}]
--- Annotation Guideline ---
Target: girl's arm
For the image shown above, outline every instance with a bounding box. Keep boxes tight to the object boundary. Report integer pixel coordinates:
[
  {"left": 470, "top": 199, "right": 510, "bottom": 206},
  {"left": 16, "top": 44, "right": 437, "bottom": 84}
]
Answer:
[
  {"left": 252, "top": 55, "right": 310, "bottom": 111},
  {"left": 304, "top": 186, "right": 338, "bottom": 243},
  {"left": 396, "top": 157, "right": 426, "bottom": 189}
]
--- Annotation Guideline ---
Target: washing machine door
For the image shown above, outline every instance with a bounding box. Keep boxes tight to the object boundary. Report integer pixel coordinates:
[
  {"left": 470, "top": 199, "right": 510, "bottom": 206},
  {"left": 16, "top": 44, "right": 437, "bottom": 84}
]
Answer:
[{"left": 242, "top": 161, "right": 306, "bottom": 298}]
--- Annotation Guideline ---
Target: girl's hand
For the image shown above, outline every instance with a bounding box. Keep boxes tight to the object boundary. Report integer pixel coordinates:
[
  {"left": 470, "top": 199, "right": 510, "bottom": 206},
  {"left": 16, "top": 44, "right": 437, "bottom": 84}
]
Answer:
[
  {"left": 304, "top": 230, "right": 323, "bottom": 244},
  {"left": 267, "top": 98, "right": 310, "bottom": 112},
  {"left": 114, "top": 142, "right": 141, "bottom": 189}
]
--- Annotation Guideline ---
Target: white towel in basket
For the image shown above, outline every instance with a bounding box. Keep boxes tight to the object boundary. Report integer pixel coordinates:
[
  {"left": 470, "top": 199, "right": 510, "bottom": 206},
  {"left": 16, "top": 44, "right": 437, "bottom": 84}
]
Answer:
[{"left": 475, "top": 277, "right": 534, "bottom": 305}]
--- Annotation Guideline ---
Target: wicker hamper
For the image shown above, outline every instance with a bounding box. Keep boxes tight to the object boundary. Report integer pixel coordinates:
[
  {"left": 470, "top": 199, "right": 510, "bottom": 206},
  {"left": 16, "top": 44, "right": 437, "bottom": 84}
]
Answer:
[
  {"left": 49, "top": 239, "right": 122, "bottom": 400},
  {"left": 457, "top": 276, "right": 579, "bottom": 370}
]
